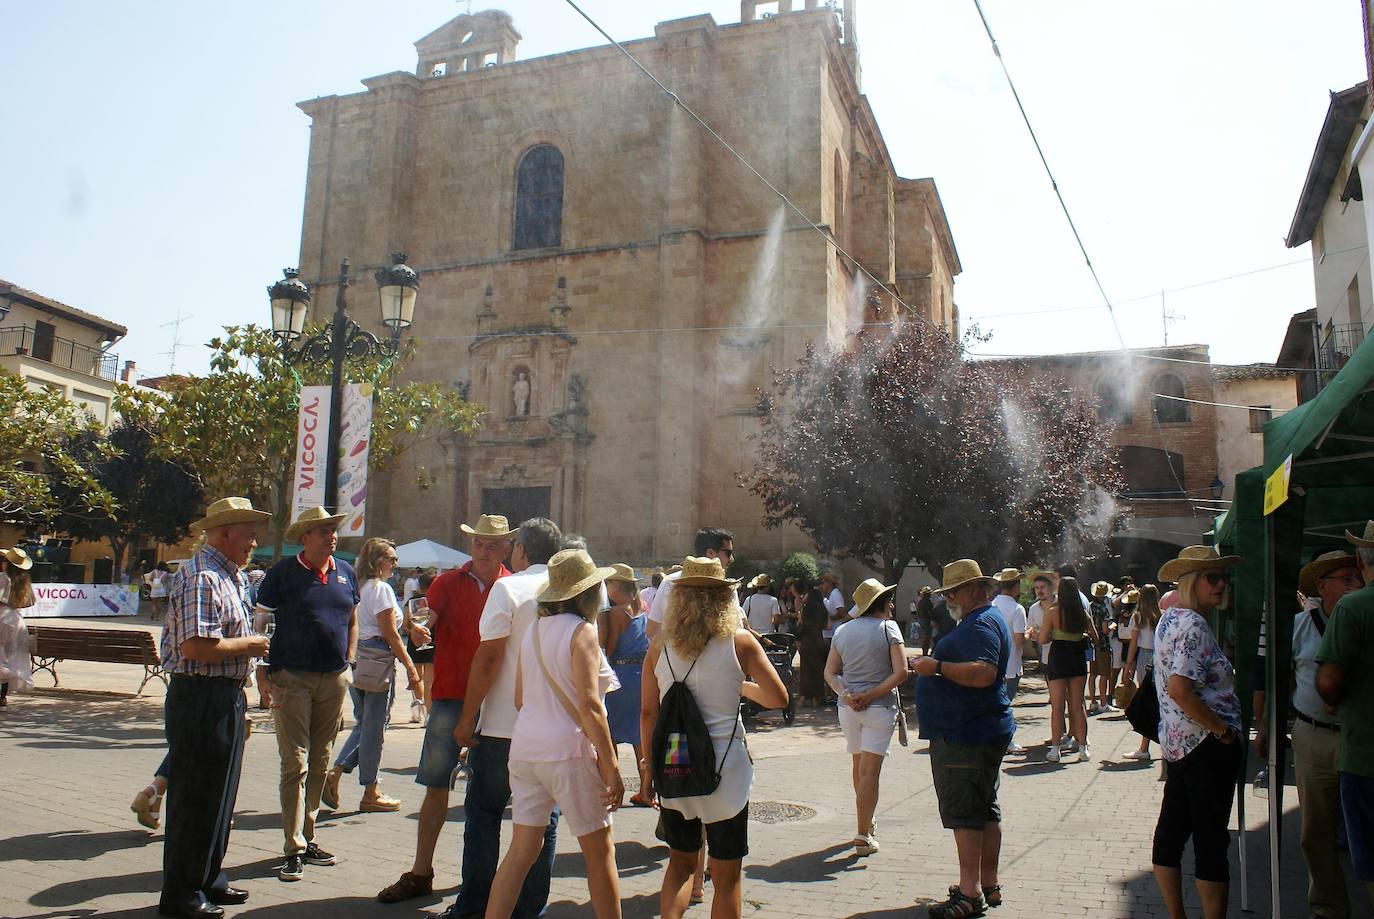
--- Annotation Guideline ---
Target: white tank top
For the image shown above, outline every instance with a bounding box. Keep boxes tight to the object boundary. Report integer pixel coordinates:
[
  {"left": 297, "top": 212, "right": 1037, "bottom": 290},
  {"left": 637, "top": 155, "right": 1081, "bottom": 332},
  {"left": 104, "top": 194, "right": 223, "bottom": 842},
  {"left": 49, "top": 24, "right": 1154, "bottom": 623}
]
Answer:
[
  {"left": 510, "top": 613, "right": 617, "bottom": 763},
  {"left": 655, "top": 631, "right": 752, "bottom": 823}
]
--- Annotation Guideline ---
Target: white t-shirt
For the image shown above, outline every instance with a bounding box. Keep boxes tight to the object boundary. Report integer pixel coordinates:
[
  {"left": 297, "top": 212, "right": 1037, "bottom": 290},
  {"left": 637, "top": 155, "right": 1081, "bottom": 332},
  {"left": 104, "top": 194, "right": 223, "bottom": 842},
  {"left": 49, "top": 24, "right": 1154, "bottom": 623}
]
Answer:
[
  {"left": 823, "top": 586, "right": 845, "bottom": 638},
  {"left": 1027, "top": 601, "right": 1050, "bottom": 664},
  {"left": 357, "top": 578, "right": 404, "bottom": 643},
  {"left": 476, "top": 564, "right": 549, "bottom": 739},
  {"left": 742, "top": 593, "right": 780, "bottom": 633},
  {"left": 991, "top": 593, "right": 1027, "bottom": 678},
  {"left": 647, "top": 571, "right": 680, "bottom": 624},
  {"left": 402, "top": 576, "right": 420, "bottom": 604},
  {"left": 640, "top": 584, "right": 658, "bottom": 610}
]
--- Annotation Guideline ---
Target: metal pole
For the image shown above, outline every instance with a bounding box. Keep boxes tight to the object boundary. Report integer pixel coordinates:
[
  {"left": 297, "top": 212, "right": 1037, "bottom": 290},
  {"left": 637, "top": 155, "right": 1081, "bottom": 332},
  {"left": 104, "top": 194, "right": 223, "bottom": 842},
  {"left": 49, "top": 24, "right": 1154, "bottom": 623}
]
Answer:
[
  {"left": 324, "top": 259, "right": 350, "bottom": 514},
  {"left": 1237, "top": 778, "right": 1249, "bottom": 912},
  {"left": 1265, "top": 514, "right": 1282, "bottom": 919}
]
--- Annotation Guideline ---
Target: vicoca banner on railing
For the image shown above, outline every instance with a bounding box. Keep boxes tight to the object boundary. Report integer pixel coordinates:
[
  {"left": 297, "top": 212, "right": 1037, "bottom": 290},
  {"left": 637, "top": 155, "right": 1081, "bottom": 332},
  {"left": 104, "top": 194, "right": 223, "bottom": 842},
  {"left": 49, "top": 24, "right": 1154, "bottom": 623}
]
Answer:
[{"left": 291, "top": 385, "right": 330, "bottom": 522}]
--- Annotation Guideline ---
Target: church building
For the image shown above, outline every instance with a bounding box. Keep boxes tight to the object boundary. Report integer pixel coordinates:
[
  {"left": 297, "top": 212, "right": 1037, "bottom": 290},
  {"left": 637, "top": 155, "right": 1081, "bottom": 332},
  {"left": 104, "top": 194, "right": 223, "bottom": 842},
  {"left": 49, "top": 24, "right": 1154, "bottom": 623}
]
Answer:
[{"left": 293, "top": 1, "right": 961, "bottom": 563}]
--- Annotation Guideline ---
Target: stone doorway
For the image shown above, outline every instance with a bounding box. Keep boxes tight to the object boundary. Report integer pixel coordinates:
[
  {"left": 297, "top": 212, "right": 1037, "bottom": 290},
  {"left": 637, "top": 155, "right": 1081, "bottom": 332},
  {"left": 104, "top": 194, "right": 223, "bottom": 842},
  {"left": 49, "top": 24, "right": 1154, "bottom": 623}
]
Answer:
[{"left": 481, "top": 486, "right": 552, "bottom": 527}]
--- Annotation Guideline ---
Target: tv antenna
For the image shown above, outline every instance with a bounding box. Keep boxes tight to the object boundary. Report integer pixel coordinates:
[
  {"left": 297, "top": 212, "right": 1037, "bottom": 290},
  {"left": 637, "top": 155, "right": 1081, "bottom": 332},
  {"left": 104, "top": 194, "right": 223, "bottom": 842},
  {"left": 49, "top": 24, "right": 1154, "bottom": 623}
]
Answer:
[
  {"left": 160, "top": 309, "right": 193, "bottom": 374},
  {"left": 1161, "top": 289, "right": 1184, "bottom": 346}
]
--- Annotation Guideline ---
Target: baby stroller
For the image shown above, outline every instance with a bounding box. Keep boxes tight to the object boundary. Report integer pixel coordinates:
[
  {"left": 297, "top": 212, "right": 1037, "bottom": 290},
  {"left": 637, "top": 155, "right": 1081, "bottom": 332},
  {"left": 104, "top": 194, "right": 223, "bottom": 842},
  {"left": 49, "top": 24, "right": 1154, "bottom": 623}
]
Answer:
[{"left": 741, "top": 632, "right": 797, "bottom": 725}]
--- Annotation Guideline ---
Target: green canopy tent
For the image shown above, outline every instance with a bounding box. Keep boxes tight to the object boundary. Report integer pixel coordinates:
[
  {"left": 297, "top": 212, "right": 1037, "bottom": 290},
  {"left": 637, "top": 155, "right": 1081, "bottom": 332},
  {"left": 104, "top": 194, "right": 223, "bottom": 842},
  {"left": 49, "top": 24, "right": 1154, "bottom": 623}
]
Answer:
[
  {"left": 250, "top": 544, "right": 357, "bottom": 565},
  {"left": 1214, "top": 335, "right": 1374, "bottom": 918}
]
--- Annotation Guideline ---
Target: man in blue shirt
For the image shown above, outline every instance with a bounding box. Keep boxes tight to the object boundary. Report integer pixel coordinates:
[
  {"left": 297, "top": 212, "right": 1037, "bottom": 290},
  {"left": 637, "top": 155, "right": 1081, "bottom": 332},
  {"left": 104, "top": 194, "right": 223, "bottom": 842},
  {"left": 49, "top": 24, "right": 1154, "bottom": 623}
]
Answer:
[
  {"left": 913, "top": 560, "right": 1014, "bottom": 919},
  {"left": 254, "top": 506, "right": 358, "bottom": 882}
]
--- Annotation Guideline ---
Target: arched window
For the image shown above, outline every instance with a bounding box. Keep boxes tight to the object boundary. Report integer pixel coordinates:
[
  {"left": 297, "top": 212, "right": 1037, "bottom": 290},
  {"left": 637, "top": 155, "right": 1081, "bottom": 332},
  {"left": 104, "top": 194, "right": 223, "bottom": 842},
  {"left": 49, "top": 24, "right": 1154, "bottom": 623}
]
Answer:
[
  {"left": 1152, "top": 373, "right": 1189, "bottom": 423},
  {"left": 1095, "top": 380, "right": 1131, "bottom": 424},
  {"left": 513, "top": 145, "right": 564, "bottom": 251}
]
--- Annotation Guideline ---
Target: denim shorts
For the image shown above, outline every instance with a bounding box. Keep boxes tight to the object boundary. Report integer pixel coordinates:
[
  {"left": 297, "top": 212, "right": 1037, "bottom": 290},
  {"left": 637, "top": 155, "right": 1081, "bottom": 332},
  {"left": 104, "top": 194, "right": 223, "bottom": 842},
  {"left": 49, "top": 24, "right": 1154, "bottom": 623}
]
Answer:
[
  {"left": 415, "top": 698, "right": 465, "bottom": 788},
  {"left": 1341, "top": 771, "right": 1374, "bottom": 881}
]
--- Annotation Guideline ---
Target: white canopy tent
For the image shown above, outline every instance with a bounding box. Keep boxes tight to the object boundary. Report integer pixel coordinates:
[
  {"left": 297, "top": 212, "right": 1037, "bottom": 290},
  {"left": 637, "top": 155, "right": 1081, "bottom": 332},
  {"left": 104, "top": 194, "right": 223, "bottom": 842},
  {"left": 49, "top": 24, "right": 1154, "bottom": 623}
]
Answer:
[{"left": 393, "top": 539, "right": 471, "bottom": 571}]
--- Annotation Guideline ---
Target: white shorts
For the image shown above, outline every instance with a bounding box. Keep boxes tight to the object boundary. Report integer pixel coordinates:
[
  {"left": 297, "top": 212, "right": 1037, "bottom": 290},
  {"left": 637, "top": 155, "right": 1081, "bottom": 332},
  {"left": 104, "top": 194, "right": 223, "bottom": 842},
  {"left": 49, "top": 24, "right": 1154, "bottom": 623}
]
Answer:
[
  {"left": 839, "top": 704, "right": 897, "bottom": 756},
  {"left": 509, "top": 755, "right": 613, "bottom": 839},
  {"left": 1110, "top": 637, "right": 1124, "bottom": 669}
]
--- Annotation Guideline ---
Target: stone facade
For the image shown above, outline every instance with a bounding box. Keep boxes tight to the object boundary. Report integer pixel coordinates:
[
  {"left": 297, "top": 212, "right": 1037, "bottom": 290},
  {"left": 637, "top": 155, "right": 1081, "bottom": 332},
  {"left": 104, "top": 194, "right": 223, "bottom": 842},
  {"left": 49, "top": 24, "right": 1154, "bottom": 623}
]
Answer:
[
  {"left": 293, "top": 4, "right": 960, "bottom": 564},
  {"left": 1211, "top": 365, "right": 1299, "bottom": 489}
]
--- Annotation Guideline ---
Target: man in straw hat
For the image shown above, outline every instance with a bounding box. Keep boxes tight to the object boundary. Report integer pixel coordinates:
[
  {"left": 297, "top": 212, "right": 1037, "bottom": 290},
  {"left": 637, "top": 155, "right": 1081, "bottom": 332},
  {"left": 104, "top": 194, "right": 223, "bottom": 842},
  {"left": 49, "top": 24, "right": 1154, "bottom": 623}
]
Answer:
[
  {"left": 158, "top": 497, "right": 272, "bottom": 918},
  {"left": 377, "top": 515, "right": 513, "bottom": 905},
  {"left": 742, "top": 573, "right": 780, "bottom": 634},
  {"left": 252, "top": 505, "right": 357, "bottom": 882},
  {"left": 446, "top": 517, "right": 563, "bottom": 919},
  {"left": 1317, "top": 521, "right": 1374, "bottom": 909},
  {"left": 990, "top": 569, "right": 1028, "bottom": 755},
  {"left": 1254, "top": 547, "right": 1363, "bottom": 919},
  {"left": 910, "top": 560, "right": 1015, "bottom": 917}
]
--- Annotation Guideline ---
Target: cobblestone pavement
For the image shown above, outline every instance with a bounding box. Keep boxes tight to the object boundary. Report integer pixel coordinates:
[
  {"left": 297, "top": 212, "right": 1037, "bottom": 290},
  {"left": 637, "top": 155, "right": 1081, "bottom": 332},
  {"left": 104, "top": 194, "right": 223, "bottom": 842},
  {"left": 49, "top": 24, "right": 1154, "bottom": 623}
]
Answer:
[{"left": 0, "top": 617, "right": 1346, "bottom": 918}]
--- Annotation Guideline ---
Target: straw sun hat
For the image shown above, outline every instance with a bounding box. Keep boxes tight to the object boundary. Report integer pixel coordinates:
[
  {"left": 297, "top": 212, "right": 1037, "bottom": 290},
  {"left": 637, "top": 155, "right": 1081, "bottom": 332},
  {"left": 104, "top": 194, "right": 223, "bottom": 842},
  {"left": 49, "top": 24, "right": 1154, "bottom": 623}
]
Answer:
[
  {"left": 1157, "top": 546, "right": 1242, "bottom": 584},
  {"left": 993, "top": 568, "right": 1022, "bottom": 583},
  {"left": 461, "top": 514, "right": 515, "bottom": 538},
  {"left": 1090, "top": 580, "right": 1113, "bottom": 599},
  {"left": 1299, "top": 550, "right": 1359, "bottom": 595},
  {"left": 1, "top": 547, "right": 33, "bottom": 570},
  {"left": 285, "top": 506, "right": 349, "bottom": 542},
  {"left": 608, "top": 563, "right": 638, "bottom": 583},
  {"left": 536, "top": 549, "right": 616, "bottom": 603},
  {"left": 847, "top": 578, "right": 897, "bottom": 618},
  {"left": 1346, "top": 520, "right": 1374, "bottom": 548},
  {"left": 933, "top": 559, "right": 996, "bottom": 595},
  {"left": 674, "top": 556, "right": 740, "bottom": 588},
  {"left": 748, "top": 573, "right": 773, "bottom": 590},
  {"left": 191, "top": 496, "right": 271, "bottom": 532}
]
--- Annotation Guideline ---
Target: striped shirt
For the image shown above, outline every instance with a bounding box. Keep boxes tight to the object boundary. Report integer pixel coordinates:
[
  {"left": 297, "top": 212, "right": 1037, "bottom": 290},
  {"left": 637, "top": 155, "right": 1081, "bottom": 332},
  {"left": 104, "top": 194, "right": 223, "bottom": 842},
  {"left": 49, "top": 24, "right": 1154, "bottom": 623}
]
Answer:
[{"left": 160, "top": 544, "right": 254, "bottom": 679}]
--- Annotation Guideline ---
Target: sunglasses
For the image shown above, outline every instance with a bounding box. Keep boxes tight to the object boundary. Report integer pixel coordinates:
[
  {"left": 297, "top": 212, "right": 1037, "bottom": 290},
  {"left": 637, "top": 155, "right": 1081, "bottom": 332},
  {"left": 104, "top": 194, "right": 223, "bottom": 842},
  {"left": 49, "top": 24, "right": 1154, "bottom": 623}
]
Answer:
[
  {"left": 1201, "top": 572, "right": 1231, "bottom": 586},
  {"left": 382, "top": 555, "right": 398, "bottom": 563}
]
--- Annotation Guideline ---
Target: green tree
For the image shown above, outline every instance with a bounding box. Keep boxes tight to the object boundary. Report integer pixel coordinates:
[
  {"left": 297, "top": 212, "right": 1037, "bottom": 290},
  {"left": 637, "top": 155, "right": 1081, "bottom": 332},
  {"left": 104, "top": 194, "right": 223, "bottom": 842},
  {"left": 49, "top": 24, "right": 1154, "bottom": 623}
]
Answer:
[
  {"left": 118, "top": 325, "right": 482, "bottom": 558},
  {"left": 50, "top": 421, "right": 204, "bottom": 573},
  {"left": 777, "top": 551, "right": 820, "bottom": 585},
  {"left": 0, "top": 370, "right": 114, "bottom": 530},
  {"left": 744, "top": 320, "right": 1123, "bottom": 585}
]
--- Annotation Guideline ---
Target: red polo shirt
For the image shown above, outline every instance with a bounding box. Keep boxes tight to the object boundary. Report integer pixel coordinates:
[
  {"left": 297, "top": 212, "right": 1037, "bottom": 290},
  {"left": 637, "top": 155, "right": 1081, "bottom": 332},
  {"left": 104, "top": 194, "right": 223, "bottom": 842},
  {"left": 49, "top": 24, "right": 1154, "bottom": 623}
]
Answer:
[{"left": 427, "top": 560, "right": 509, "bottom": 701}]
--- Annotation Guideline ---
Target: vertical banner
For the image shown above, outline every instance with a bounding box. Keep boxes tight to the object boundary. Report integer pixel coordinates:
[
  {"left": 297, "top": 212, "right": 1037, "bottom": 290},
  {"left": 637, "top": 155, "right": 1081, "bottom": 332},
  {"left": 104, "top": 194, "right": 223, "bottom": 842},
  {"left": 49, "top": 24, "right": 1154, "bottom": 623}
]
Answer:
[
  {"left": 292, "top": 385, "right": 331, "bottom": 522},
  {"left": 337, "top": 382, "right": 373, "bottom": 537}
]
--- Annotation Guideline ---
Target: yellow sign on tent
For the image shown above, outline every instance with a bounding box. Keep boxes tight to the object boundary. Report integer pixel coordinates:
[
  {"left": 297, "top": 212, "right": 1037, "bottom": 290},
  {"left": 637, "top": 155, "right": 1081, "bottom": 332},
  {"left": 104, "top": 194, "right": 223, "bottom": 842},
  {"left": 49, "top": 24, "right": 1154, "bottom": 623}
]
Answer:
[{"left": 1263, "top": 454, "right": 1293, "bottom": 516}]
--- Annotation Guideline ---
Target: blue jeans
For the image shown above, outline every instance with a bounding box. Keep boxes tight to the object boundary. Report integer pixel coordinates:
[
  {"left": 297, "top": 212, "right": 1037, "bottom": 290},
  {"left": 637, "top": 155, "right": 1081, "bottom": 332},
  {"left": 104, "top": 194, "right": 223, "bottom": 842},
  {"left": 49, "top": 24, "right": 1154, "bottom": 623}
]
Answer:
[
  {"left": 332, "top": 638, "right": 395, "bottom": 786},
  {"left": 454, "top": 734, "right": 557, "bottom": 918}
]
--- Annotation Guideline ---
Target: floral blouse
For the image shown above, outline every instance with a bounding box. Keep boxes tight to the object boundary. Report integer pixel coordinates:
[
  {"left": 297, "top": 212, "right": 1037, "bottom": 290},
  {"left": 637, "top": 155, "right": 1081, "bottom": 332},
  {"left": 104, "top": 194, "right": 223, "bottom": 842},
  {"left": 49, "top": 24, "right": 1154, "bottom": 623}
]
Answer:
[{"left": 1154, "top": 607, "right": 1241, "bottom": 762}]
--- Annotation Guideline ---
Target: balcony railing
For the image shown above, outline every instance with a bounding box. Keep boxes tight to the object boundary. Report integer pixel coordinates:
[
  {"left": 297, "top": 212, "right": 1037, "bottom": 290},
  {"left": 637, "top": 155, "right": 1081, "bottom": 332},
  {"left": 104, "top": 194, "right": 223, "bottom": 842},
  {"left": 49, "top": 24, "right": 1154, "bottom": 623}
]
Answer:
[
  {"left": 1318, "top": 323, "right": 1366, "bottom": 375},
  {"left": 0, "top": 325, "right": 119, "bottom": 382}
]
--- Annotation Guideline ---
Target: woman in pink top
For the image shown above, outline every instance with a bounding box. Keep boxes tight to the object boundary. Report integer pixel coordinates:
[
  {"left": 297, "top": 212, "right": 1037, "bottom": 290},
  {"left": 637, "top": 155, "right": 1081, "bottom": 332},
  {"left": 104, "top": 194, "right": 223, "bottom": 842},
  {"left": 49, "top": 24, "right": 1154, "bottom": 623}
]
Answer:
[{"left": 484, "top": 549, "right": 624, "bottom": 919}]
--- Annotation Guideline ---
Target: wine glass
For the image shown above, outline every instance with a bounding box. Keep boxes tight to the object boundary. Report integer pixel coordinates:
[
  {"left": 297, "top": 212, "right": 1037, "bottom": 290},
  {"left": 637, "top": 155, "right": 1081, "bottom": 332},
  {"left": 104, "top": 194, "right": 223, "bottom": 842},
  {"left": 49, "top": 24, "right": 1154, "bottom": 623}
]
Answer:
[{"left": 411, "top": 598, "right": 433, "bottom": 651}]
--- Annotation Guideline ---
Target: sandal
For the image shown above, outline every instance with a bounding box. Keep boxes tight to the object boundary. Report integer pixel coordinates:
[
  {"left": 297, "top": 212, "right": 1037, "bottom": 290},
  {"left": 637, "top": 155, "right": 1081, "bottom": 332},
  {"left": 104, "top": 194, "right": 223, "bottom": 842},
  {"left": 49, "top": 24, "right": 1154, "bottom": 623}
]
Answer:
[
  {"left": 628, "top": 794, "right": 656, "bottom": 808},
  {"left": 984, "top": 885, "right": 1002, "bottom": 908},
  {"left": 321, "top": 768, "right": 342, "bottom": 811},
  {"left": 690, "top": 888, "right": 705, "bottom": 904},
  {"left": 131, "top": 786, "right": 162, "bottom": 830},
  {"left": 377, "top": 869, "right": 434, "bottom": 903},
  {"left": 929, "top": 887, "right": 985, "bottom": 918}
]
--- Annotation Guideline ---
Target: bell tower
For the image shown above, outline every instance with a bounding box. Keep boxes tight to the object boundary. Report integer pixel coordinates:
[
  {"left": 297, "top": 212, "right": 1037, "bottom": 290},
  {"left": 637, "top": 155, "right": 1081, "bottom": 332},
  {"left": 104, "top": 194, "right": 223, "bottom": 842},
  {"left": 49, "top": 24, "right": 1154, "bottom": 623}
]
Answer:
[{"left": 415, "top": 10, "right": 521, "bottom": 78}]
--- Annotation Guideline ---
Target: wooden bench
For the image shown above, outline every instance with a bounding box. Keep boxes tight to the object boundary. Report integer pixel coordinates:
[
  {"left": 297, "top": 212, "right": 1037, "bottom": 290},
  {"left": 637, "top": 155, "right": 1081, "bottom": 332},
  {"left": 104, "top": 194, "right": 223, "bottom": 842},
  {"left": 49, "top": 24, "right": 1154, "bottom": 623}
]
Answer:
[{"left": 27, "top": 625, "right": 167, "bottom": 695}]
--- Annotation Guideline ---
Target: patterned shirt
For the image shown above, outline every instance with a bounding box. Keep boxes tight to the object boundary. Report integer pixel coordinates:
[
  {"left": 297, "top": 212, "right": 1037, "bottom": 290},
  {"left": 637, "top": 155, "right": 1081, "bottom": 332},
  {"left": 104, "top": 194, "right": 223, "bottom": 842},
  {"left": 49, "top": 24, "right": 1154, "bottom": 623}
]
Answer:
[
  {"left": 1154, "top": 607, "right": 1241, "bottom": 762},
  {"left": 160, "top": 544, "right": 254, "bottom": 679}
]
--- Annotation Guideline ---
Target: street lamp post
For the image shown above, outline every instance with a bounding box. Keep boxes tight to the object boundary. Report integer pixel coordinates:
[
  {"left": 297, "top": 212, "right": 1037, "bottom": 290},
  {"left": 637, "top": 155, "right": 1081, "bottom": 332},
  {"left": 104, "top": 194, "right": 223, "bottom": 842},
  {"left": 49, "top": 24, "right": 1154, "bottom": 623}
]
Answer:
[{"left": 268, "top": 254, "right": 420, "bottom": 513}]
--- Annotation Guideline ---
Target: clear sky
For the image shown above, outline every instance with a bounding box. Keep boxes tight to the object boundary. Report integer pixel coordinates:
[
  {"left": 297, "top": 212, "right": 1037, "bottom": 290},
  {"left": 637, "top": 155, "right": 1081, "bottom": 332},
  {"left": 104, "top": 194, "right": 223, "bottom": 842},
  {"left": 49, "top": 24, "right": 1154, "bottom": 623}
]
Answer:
[{"left": 1, "top": 1, "right": 1365, "bottom": 376}]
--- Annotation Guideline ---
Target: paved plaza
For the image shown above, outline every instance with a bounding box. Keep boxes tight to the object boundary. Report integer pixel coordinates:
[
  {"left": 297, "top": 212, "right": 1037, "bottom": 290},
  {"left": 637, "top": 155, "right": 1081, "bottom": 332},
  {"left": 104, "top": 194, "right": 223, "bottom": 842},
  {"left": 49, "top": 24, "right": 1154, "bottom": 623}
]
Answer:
[{"left": 0, "top": 618, "right": 1330, "bottom": 918}]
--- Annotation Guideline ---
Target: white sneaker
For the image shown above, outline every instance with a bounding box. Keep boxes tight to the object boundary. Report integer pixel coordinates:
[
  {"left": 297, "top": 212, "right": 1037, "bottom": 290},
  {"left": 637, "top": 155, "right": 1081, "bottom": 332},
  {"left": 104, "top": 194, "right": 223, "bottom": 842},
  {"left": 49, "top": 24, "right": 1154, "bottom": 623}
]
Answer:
[
  {"left": 409, "top": 700, "right": 424, "bottom": 724},
  {"left": 1046, "top": 745, "right": 1061, "bottom": 763},
  {"left": 1125, "top": 749, "right": 1151, "bottom": 761},
  {"left": 1080, "top": 744, "right": 1092, "bottom": 762},
  {"left": 854, "top": 834, "right": 879, "bottom": 856},
  {"left": 1007, "top": 741, "right": 1027, "bottom": 755}
]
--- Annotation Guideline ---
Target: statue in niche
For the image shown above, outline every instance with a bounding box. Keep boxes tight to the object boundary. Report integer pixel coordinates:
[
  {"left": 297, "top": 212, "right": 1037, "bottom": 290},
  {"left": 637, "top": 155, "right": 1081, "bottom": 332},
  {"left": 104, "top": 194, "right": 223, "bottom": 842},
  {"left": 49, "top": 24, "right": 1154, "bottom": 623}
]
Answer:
[{"left": 512, "top": 370, "right": 531, "bottom": 416}]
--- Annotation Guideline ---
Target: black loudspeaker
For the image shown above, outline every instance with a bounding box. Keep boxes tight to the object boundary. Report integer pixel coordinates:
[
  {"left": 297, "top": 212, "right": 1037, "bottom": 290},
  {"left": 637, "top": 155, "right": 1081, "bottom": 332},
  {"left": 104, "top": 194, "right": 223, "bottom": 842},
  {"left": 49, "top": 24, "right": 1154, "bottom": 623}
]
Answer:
[
  {"left": 92, "top": 557, "right": 114, "bottom": 584},
  {"left": 56, "top": 562, "right": 86, "bottom": 584},
  {"left": 29, "top": 561, "right": 56, "bottom": 583}
]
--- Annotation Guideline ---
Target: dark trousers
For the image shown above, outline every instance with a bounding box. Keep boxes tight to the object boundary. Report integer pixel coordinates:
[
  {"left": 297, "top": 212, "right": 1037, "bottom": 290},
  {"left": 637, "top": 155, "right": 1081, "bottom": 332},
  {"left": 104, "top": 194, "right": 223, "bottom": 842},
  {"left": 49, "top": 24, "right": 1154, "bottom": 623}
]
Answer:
[
  {"left": 454, "top": 735, "right": 557, "bottom": 918},
  {"left": 1152, "top": 733, "right": 1241, "bottom": 883},
  {"left": 161, "top": 674, "right": 246, "bottom": 911}
]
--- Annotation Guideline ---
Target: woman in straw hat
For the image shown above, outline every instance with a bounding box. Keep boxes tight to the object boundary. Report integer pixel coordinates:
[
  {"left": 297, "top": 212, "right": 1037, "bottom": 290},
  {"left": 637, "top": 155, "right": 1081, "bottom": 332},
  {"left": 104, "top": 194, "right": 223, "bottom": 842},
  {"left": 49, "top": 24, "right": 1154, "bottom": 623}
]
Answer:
[
  {"left": 1149, "top": 546, "right": 1243, "bottom": 919},
  {"left": 322, "top": 538, "right": 423, "bottom": 814},
  {"left": 484, "top": 549, "right": 624, "bottom": 919},
  {"left": 599, "top": 563, "right": 654, "bottom": 808},
  {"left": 641, "top": 556, "right": 788, "bottom": 919},
  {"left": 0, "top": 547, "right": 36, "bottom": 704},
  {"left": 824, "top": 578, "right": 908, "bottom": 857}
]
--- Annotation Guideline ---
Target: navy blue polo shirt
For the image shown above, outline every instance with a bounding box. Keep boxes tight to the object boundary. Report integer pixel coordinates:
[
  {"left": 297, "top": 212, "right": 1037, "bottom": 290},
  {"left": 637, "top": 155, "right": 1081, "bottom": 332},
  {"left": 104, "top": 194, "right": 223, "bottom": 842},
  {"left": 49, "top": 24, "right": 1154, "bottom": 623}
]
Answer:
[
  {"left": 916, "top": 605, "right": 1015, "bottom": 746},
  {"left": 257, "top": 554, "right": 359, "bottom": 674}
]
